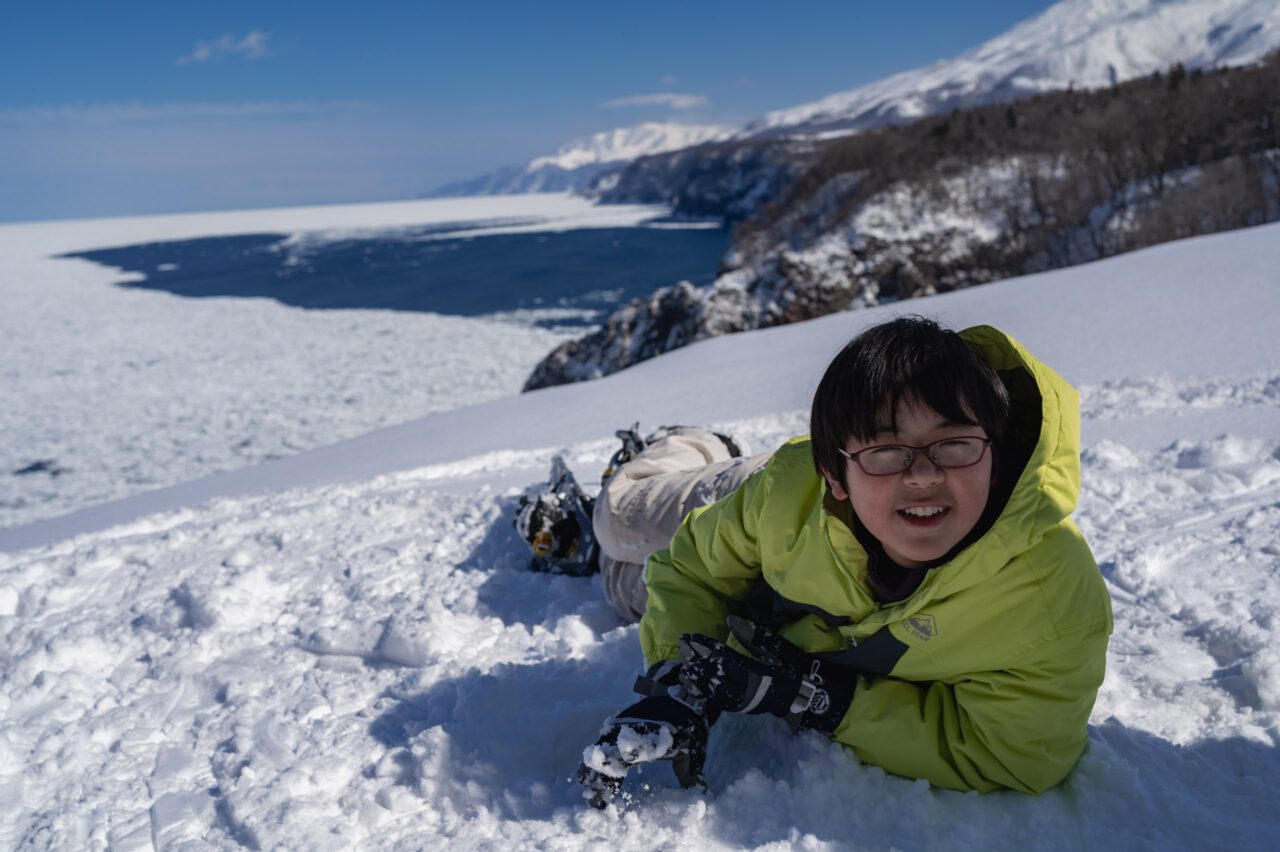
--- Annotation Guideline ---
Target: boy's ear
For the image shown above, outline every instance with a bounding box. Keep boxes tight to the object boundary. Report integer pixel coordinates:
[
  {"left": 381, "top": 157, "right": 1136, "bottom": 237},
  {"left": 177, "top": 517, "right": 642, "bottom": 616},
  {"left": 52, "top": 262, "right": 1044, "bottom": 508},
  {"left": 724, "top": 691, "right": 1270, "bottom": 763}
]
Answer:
[{"left": 821, "top": 468, "right": 850, "bottom": 501}]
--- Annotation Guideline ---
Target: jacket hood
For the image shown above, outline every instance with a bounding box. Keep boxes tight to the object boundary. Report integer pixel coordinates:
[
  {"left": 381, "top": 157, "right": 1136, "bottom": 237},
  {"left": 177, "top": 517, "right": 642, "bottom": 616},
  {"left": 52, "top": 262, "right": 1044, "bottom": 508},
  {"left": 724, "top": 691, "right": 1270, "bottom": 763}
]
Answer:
[
  {"left": 803, "top": 323, "right": 1082, "bottom": 624},
  {"left": 876, "top": 324, "right": 1081, "bottom": 606}
]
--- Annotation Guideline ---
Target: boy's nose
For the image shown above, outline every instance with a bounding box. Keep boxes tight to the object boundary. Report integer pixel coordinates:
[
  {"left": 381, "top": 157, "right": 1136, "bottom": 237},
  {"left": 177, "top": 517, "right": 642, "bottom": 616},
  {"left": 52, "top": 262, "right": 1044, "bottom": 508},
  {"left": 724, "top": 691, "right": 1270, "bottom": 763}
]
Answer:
[{"left": 902, "top": 451, "right": 944, "bottom": 486}]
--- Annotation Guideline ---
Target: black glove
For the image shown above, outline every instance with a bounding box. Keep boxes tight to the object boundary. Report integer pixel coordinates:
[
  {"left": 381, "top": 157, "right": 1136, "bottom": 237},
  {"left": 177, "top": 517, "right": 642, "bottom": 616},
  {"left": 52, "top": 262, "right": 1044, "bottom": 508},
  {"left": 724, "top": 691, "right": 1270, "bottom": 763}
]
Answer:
[
  {"left": 577, "top": 661, "right": 714, "bottom": 809},
  {"left": 678, "top": 615, "right": 856, "bottom": 734}
]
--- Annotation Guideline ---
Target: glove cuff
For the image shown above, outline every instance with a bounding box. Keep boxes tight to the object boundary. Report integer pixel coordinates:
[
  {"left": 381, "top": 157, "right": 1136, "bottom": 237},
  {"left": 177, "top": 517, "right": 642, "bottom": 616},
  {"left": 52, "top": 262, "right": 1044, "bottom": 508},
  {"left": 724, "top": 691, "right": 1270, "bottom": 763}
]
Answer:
[
  {"left": 787, "top": 666, "right": 856, "bottom": 734},
  {"left": 633, "top": 659, "right": 682, "bottom": 697},
  {"left": 634, "top": 661, "right": 720, "bottom": 723},
  {"left": 614, "top": 694, "right": 702, "bottom": 729}
]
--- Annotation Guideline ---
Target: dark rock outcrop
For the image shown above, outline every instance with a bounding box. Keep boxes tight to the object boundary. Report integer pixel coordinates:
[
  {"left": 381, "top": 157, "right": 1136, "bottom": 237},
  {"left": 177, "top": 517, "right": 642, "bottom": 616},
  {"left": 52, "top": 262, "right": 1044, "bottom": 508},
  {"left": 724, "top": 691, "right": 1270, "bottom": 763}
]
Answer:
[{"left": 522, "top": 246, "right": 874, "bottom": 391}]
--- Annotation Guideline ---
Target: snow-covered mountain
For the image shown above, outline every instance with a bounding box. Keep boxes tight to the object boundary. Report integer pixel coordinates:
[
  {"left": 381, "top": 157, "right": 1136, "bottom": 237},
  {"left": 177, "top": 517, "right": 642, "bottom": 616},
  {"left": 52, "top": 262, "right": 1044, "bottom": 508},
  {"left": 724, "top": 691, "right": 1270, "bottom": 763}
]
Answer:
[
  {"left": 427, "top": 122, "right": 734, "bottom": 197},
  {"left": 431, "top": 1, "right": 1280, "bottom": 200},
  {"left": 526, "top": 124, "right": 736, "bottom": 171},
  {"left": 743, "top": 0, "right": 1280, "bottom": 138}
]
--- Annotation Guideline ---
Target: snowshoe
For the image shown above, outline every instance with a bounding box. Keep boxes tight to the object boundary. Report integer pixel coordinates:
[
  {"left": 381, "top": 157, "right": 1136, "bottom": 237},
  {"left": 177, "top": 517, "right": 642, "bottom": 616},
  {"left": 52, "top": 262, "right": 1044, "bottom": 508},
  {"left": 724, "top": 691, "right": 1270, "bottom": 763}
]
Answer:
[{"left": 514, "top": 455, "right": 600, "bottom": 576}]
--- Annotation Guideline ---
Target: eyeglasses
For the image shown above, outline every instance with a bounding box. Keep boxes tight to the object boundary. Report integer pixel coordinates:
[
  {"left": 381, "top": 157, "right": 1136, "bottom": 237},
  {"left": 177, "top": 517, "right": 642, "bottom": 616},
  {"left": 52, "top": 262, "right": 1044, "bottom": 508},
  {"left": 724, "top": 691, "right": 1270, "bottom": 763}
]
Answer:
[{"left": 837, "top": 436, "right": 991, "bottom": 476}]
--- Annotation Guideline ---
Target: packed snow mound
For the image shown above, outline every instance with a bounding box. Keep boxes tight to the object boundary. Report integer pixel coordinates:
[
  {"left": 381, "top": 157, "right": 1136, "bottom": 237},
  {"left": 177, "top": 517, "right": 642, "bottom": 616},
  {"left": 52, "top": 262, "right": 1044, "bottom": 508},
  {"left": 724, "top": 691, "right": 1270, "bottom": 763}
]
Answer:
[{"left": 745, "top": 0, "right": 1280, "bottom": 137}]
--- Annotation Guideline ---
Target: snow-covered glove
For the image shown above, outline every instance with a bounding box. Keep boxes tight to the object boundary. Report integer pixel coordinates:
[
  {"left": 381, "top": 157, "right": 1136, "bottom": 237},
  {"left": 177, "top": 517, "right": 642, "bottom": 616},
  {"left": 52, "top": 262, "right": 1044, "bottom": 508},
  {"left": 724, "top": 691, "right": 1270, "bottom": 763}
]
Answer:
[
  {"left": 577, "top": 662, "right": 714, "bottom": 808},
  {"left": 678, "top": 615, "right": 856, "bottom": 734}
]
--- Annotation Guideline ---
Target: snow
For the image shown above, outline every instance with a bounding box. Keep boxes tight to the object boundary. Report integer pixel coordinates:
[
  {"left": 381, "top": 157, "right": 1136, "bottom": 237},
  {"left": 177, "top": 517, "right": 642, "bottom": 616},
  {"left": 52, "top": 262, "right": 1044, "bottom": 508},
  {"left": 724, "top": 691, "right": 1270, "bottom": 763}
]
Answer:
[
  {"left": 432, "top": 123, "right": 736, "bottom": 197},
  {"left": 436, "top": 0, "right": 1280, "bottom": 201},
  {"left": 746, "top": 0, "right": 1280, "bottom": 137},
  {"left": 849, "top": 158, "right": 1028, "bottom": 261},
  {"left": 3, "top": 216, "right": 1280, "bottom": 848},
  {"left": 0, "top": 195, "right": 666, "bottom": 527},
  {"left": 528, "top": 123, "right": 735, "bottom": 172},
  {"left": 1, "top": 193, "right": 666, "bottom": 255}
]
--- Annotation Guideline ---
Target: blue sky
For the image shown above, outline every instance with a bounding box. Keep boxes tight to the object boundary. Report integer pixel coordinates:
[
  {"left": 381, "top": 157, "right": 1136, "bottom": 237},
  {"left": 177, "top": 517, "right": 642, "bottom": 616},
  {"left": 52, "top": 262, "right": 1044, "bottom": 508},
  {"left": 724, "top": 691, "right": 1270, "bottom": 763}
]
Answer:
[{"left": 0, "top": 1, "right": 1056, "bottom": 222}]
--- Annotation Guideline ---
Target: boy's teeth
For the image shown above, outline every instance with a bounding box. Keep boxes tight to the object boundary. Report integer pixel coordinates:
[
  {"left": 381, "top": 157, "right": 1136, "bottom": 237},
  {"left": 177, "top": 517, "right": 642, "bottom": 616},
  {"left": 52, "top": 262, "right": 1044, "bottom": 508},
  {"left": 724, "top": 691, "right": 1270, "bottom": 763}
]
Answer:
[{"left": 903, "top": 506, "right": 945, "bottom": 517}]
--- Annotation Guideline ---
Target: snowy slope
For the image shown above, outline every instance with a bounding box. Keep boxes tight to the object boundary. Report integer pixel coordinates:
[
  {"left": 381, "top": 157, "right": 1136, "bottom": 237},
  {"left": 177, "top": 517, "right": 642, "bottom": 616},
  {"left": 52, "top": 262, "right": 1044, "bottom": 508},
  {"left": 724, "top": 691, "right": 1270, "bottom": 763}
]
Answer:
[
  {"left": 428, "top": 123, "right": 734, "bottom": 197},
  {"left": 9, "top": 219, "right": 1275, "bottom": 553},
  {"left": 2, "top": 223, "right": 1279, "bottom": 848},
  {"left": 745, "top": 0, "right": 1280, "bottom": 137}
]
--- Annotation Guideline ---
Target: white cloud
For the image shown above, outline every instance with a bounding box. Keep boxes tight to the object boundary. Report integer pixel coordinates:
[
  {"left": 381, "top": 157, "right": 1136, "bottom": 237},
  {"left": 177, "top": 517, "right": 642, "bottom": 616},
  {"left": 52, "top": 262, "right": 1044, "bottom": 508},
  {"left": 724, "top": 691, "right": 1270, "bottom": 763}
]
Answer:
[
  {"left": 599, "top": 93, "right": 709, "bottom": 110},
  {"left": 177, "top": 30, "right": 271, "bottom": 65}
]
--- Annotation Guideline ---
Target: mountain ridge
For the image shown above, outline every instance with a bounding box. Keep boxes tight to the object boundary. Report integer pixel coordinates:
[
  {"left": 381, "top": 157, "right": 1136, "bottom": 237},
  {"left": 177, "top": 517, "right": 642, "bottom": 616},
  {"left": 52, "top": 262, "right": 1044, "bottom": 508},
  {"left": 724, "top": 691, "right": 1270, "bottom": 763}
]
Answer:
[
  {"left": 433, "top": 0, "right": 1280, "bottom": 200},
  {"left": 426, "top": 122, "right": 733, "bottom": 198},
  {"left": 743, "top": 0, "right": 1280, "bottom": 139}
]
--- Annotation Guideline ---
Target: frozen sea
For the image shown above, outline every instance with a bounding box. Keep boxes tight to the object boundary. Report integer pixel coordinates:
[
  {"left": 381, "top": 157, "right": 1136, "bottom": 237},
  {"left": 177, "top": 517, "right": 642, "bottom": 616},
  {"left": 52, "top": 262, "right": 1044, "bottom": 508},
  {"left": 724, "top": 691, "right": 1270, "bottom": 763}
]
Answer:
[
  {"left": 1, "top": 195, "right": 724, "bottom": 529},
  {"left": 64, "top": 221, "right": 725, "bottom": 331}
]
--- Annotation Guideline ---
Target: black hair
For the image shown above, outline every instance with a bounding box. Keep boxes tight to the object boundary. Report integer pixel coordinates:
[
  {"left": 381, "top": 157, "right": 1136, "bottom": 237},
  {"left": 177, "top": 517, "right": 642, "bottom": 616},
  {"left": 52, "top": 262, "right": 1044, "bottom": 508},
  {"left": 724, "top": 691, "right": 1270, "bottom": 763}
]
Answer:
[{"left": 810, "top": 316, "right": 1010, "bottom": 492}]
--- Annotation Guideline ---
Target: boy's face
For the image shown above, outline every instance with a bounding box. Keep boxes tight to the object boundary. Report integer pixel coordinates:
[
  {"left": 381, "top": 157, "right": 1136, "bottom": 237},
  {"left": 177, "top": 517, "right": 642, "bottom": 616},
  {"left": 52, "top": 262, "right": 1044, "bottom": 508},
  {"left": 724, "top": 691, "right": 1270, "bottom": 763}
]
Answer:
[{"left": 823, "top": 397, "right": 993, "bottom": 569}]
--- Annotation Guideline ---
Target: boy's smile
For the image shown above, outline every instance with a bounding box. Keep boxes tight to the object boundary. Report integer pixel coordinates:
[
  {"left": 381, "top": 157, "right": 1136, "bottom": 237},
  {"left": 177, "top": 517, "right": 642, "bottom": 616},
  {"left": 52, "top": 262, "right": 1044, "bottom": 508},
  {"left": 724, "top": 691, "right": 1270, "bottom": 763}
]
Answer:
[{"left": 824, "top": 397, "right": 993, "bottom": 568}]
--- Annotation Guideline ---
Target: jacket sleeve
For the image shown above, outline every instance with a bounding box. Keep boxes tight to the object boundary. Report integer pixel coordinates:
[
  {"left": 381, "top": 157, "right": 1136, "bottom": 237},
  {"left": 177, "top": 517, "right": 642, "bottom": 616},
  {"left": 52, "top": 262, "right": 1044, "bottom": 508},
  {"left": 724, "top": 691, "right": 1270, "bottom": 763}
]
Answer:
[
  {"left": 833, "top": 626, "right": 1109, "bottom": 793},
  {"left": 638, "top": 463, "right": 770, "bottom": 666}
]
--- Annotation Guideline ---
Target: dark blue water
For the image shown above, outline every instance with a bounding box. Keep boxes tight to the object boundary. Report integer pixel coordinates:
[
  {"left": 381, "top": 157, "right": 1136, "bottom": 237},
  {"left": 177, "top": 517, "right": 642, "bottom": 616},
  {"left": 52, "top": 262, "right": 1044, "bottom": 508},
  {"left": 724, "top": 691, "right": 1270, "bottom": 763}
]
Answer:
[{"left": 66, "top": 223, "right": 728, "bottom": 330}]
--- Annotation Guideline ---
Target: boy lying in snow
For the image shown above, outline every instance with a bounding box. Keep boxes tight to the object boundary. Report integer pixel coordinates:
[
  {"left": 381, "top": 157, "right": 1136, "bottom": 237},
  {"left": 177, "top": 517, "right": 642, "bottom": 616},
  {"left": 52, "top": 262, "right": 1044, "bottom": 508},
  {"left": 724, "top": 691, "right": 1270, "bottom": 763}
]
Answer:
[{"left": 521, "top": 317, "right": 1113, "bottom": 804}]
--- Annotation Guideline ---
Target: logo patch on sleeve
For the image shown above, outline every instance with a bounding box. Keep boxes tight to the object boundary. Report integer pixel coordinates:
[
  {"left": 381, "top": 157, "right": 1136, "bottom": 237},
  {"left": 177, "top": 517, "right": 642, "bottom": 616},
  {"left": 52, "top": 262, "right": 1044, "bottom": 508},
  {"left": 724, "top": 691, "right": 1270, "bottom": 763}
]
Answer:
[{"left": 903, "top": 614, "right": 938, "bottom": 642}]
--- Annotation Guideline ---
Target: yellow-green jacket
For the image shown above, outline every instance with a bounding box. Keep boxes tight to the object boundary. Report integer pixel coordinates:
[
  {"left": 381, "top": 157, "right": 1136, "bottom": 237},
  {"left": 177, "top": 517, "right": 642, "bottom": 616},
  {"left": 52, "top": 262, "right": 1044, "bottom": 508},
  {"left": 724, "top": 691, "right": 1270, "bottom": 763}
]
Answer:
[{"left": 640, "top": 325, "right": 1113, "bottom": 794}]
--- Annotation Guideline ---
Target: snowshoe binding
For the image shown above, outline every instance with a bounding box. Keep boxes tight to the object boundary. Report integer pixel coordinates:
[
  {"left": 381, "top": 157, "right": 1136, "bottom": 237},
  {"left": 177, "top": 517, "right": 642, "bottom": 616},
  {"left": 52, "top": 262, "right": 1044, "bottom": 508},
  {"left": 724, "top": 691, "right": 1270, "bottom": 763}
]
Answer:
[
  {"left": 600, "top": 422, "right": 646, "bottom": 486},
  {"left": 515, "top": 455, "right": 600, "bottom": 576}
]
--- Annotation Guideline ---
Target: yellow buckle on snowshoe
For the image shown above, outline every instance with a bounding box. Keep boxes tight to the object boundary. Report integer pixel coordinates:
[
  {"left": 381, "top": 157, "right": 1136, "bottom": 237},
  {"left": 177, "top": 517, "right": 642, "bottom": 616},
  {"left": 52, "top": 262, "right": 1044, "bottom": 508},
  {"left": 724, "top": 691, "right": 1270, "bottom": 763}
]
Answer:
[{"left": 531, "top": 530, "right": 555, "bottom": 558}]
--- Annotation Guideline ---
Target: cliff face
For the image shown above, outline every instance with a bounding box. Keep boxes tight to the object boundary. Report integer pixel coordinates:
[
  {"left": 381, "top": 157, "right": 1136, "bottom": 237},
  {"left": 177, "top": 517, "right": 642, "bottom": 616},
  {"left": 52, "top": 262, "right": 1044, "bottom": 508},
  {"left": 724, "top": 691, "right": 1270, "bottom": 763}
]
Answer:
[
  {"left": 525, "top": 56, "right": 1280, "bottom": 392},
  {"left": 587, "top": 139, "right": 815, "bottom": 223}
]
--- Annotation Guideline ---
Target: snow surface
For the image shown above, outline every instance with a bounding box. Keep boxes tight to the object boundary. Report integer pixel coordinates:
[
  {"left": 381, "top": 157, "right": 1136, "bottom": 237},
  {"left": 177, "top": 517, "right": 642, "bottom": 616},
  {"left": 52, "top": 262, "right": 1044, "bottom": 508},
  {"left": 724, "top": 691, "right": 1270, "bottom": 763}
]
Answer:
[
  {"left": 850, "top": 158, "right": 1027, "bottom": 261},
  {"left": 0, "top": 195, "right": 667, "bottom": 528},
  {"left": 0, "top": 194, "right": 667, "bottom": 256},
  {"left": 3, "top": 221, "right": 1280, "bottom": 848},
  {"left": 431, "top": 123, "right": 735, "bottom": 197},
  {"left": 527, "top": 123, "right": 735, "bottom": 171},
  {"left": 746, "top": 0, "right": 1280, "bottom": 137}
]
